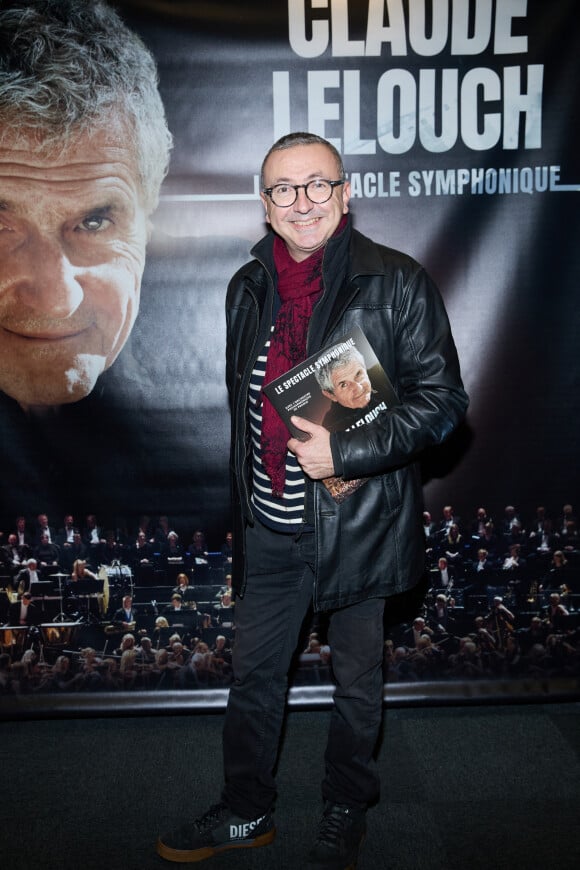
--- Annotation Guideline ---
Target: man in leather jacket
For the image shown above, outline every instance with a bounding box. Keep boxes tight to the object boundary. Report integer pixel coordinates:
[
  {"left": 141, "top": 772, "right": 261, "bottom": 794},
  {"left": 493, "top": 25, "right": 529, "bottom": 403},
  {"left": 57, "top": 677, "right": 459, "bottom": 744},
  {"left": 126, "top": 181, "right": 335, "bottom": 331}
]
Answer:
[{"left": 158, "top": 133, "right": 468, "bottom": 868}]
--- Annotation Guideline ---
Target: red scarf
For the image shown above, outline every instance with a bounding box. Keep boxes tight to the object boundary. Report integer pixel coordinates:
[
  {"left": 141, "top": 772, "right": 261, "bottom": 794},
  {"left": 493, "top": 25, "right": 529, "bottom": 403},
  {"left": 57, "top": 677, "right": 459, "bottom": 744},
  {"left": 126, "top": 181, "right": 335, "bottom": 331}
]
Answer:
[{"left": 260, "top": 236, "right": 325, "bottom": 497}]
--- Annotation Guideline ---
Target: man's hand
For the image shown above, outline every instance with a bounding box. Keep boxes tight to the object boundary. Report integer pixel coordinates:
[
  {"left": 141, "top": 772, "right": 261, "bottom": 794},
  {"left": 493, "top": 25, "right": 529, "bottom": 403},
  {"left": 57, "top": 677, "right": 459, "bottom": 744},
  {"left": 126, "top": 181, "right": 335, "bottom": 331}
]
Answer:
[{"left": 287, "top": 416, "right": 335, "bottom": 479}]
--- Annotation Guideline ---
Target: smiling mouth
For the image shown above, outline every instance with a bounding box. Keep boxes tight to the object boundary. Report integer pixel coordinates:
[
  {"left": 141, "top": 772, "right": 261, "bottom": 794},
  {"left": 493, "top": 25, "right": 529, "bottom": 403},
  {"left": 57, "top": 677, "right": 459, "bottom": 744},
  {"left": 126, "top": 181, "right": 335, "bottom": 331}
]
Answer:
[
  {"left": 291, "top": 217, "right": 321, "bottom": 229},
  {"left": 3, "top": 326, "right": 86, "bottom": 342}
]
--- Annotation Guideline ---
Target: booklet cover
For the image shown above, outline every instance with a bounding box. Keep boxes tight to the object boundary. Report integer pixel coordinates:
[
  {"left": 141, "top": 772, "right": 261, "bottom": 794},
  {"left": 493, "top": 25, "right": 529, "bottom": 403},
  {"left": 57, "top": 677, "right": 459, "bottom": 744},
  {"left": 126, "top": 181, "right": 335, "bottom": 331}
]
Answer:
[{"left": 263, "top": 326, "right": 399, "bottom": 502}]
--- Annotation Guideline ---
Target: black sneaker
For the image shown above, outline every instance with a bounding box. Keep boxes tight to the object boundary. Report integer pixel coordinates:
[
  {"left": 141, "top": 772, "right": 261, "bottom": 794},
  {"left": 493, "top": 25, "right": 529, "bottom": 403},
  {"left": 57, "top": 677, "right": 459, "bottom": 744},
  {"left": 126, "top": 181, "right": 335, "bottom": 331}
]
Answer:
[
  {"left": 157, "top": 801, "right": 276, "bottom": 863},
  {"left": 307, "top": 802, "right": 366, "bottom": 870}
]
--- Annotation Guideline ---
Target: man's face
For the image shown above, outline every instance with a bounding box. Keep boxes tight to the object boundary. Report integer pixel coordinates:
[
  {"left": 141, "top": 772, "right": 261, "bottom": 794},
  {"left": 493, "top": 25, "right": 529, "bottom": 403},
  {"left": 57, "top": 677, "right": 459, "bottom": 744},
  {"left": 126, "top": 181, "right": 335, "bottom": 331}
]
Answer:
[
  {"left": 260, "top": 143, "right": 350, "bottom": 263},
  {"left": 0, "top": 124, "right": 148, "bottom": 409},
  {"left": 322, "top": 359, "right": 372, "bottom": 410}
]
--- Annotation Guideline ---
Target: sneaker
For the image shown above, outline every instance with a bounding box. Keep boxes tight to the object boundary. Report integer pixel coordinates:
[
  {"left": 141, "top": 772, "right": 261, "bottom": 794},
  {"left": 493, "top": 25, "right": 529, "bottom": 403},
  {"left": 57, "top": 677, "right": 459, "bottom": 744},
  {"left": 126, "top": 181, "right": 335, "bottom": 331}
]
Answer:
[
  {"left": 307, "top": 802, "right": 366, "bottom": 870},
  {"left": 157, "top": 801, "right": 276, "bottom": 863}
]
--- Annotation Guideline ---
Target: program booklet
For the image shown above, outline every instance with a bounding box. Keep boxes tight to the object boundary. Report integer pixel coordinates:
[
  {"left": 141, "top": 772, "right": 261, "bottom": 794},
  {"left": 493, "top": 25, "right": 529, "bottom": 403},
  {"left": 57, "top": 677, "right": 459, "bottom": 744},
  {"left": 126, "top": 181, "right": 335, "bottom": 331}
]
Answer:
[{"left": 263, "top": 325, "right": 400, "bottom": 502}]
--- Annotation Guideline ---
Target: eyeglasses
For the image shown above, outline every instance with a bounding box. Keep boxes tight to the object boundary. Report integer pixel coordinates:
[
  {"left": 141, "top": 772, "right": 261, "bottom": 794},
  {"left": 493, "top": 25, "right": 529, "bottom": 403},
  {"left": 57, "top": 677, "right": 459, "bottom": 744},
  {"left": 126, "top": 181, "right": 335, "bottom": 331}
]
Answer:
[{"left": 262, "top": 178, "right": 345, "bottom": 208}]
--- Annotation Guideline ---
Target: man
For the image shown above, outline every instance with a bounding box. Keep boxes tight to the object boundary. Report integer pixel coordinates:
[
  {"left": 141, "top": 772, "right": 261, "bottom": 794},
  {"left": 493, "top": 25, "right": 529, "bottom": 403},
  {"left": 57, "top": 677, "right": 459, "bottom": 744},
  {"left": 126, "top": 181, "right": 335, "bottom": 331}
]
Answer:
[
  {"left": 429, "top": 593, "right": 456, "bottom": 637},
  {"left": 403, "top": 616, "right": 436, "bottom": 649},
  {"left": 8, "top": 591, "right": 39, "bottom": 627},
  {"left": 33, "top": 533, "right": 61, "bottom": 575},
  {"left": 2, "top": 534, "right": 26, "bottom": 571},
  {"left": 112, "top": 595, "right": 137, "bottom": 631},
  {"left": 157, "top": 133, "right": 468, "bottom": 867},
  {"left": 0, "top": 0, "right": 171, "bottom": 413},
  {"left": 15, "top": 559, "right": 41, "bottom": 595},
  {"left": 429, "top": 556, "right": 458, "bottom": 602},
  {"left": 315, "top": 345, "right": 386, "bottom": 433},
  {"left": 437, "top": 504, "right": 460, "bottom": 538},
  {"left": 164, "top": 594, "right": 190, "bottom": 629},
  {"left": 82, "top": 515, "right": 105, "bottom": 568},
  {"left": 34, "top": 515, "right": 55, "bottom": 546},
  {"left": 56, "top": 515, "right": 79, "bottom": 549},
  {"left": 13, "top": 517, "right": 33, "bottom": 553}
]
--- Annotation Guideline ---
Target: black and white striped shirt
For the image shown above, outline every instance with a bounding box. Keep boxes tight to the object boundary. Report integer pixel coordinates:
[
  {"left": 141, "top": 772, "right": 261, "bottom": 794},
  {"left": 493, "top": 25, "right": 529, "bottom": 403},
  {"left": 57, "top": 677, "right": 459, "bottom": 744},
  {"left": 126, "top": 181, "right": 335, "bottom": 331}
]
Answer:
[{"left": 249, "top": 329, "right": 305, "bottom": 531}]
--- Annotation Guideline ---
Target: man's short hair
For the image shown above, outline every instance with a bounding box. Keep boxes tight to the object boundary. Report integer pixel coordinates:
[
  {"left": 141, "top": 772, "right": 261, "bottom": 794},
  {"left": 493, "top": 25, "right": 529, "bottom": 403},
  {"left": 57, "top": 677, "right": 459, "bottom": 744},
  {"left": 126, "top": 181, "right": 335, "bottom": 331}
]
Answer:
[
  {"left": 0, "top": 0, "right": 172, "bottom": 214},
  {"left": 260, "top": 132, "right": 345, "bottom": 189},
  {"left": 314, "top": 346, "right": 367, "bottom": 395}
]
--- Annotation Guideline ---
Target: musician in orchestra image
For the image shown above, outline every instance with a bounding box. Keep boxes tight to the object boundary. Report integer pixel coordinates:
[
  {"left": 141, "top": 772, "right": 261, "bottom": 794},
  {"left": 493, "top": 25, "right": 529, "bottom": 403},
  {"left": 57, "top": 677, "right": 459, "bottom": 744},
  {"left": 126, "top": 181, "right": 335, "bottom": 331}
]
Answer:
[
  {"left": 172, "top": 573, "right": 194, "bottom": 603},
  {"left": 70, "top": 560, "right": 99, "bottom": 584},
  {"left": 485, "top": 596, "right": 515, "bottom": 651},
  {"left": 1, "top": 534, "right": 28, "bottom": 574},
  {"left": 112, "top": 594, "right": 138, "bottom": 631},
  {"left": 429, "top": 556, "right": 457, "bottom": 593},
  {"left": 59, "top": 532, "right": 88, "bottom": 573},
  {"left": 429, "top": 593, "right": 456, "bottom": 637},
  {"left": 542, "top": 592, "right": 570, "bottom": 634},
  {"left": 402, "top": 616, "right": 435, "bottom": 650},
  {"left": 163, "top": 594, "right": 196, "bottom": 631},
  {"left": 162, "top": 531, "right": 185, "bottom": 564},
  {"left": 7, "top": 591, "right": 40, "bottom": 627},
  {"left": 114, "top": 633, "right": 137, "bottom": 659},
  {"left": 134, "top": 636, "right": 156, "bottom": 666},
  {"left": 15, "top": 558, "right": 41, "bottom": 595},
  {"left": 32, "top": 534, "right": 61, "bottom": 575},
  {"left": 37, "top": 654, "right": 75, "bottom": 693}
]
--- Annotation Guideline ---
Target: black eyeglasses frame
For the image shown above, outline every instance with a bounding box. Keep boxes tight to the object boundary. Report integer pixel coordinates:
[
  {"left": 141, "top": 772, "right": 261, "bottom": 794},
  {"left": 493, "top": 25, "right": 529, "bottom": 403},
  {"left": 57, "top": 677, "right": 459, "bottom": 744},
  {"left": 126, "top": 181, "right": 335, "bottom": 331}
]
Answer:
[{"left": 262, "top": 179, "right": 345, "bottom": 207}]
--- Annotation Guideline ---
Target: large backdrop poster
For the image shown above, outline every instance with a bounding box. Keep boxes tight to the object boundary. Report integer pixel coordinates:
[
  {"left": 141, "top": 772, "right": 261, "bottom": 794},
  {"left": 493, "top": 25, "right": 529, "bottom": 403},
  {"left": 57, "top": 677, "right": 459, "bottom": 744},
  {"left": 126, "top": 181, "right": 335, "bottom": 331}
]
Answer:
[{"left": 1, "top": 0, "right": 579, "bottom": 713}]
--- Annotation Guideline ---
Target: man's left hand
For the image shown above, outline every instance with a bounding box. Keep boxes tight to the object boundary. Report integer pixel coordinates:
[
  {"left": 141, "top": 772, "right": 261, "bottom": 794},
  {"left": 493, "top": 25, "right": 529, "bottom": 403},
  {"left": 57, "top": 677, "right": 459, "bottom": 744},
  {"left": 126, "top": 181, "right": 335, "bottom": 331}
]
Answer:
[{"left": 288, "top": 416, "right": 335, "bottom": 479}]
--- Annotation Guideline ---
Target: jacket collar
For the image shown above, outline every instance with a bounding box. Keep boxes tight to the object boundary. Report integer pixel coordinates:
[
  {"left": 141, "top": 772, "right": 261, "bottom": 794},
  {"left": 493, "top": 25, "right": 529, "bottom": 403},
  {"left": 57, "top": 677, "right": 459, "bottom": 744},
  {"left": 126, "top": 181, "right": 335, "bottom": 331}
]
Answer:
[{"left": 250, "top": 216, "right": 386, "bottom": 280}]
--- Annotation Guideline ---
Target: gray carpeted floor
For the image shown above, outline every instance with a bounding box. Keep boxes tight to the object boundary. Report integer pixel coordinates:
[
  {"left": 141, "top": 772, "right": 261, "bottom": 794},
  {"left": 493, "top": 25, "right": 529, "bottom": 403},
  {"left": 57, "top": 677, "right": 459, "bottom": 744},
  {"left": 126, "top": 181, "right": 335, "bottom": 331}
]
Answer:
[{"left": 1, "top": 702, "right": 579, "bottom": 870}]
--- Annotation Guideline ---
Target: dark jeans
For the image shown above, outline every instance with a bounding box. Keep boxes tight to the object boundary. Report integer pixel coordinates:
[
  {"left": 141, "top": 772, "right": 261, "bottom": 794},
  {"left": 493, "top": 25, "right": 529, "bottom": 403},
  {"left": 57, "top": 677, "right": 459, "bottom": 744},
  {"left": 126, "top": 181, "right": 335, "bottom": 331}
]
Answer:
[{"left": 222, "top": 519, "right": 385, "bottom": 818}]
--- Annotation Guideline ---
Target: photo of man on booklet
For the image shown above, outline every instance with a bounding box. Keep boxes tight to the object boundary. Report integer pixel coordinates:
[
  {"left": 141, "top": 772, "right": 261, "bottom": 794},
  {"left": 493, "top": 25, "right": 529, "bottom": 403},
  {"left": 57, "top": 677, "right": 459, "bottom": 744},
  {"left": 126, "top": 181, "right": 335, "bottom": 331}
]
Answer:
[{"left": 263, "top": 325, "right": 399, "bottom": 502}]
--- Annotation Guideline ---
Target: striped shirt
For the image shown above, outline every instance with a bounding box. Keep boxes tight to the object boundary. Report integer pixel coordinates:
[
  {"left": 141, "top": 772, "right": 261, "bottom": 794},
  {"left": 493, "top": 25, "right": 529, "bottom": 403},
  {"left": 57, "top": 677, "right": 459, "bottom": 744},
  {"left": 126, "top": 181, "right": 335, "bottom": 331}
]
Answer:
[{"left": 249, "top": 328, "right": 305, "bottom": 531}]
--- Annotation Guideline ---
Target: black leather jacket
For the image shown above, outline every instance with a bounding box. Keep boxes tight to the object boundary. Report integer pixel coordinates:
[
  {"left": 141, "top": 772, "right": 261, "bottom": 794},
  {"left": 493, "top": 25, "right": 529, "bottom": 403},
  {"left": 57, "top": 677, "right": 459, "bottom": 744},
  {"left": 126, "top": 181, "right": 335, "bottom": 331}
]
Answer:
[{"left": 226, "top": 218, "right": 468, "bottom": 611}]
